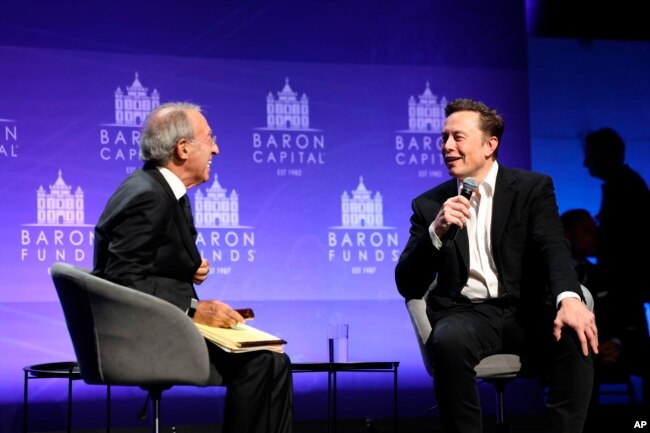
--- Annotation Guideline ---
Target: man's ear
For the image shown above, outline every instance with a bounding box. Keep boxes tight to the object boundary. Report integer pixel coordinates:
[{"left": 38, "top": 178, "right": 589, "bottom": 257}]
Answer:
[
  {"left": 485, "top": 136, "right": 498, "bottom": 158},
  {"left": 176, "top": 138, "right": 191, "bottom": 161}
]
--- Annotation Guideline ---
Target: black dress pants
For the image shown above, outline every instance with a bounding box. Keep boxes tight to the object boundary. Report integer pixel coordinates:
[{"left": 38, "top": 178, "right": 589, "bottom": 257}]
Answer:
[
  {"left": 428, "top": 299, "right": 593, "bottom": 433},
  {"left": 208, "top": 344, "right": 293, "bottom": 433}
]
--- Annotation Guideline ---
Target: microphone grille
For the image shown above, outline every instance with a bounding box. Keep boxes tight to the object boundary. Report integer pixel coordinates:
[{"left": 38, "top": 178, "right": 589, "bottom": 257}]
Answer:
[{"left": 463, "top": 177, "right": 478, "bottom": 191}]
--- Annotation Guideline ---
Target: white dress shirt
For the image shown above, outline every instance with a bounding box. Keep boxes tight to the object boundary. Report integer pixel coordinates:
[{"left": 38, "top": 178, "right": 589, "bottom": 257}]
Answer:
[
  {"left": 462, "top": 162, "right": 500, "bottom": 301},
  {"left": 430, "top": 161, "right": 578, "bottom": 305},
  {"left": 157, "top": 166, "right": 186, "bottom": 201}
]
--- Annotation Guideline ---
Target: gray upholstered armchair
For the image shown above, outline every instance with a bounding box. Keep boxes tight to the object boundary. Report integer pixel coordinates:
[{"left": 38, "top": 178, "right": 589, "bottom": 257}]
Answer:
[{"left": 51, "top": 262, "right": 223, "bottom": 433}]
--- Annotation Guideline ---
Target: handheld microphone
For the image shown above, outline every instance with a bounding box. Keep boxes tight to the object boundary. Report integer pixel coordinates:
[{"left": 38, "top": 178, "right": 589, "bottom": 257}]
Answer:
[{"left": 442, "top": 177, "right": 477, "bottom": 248}]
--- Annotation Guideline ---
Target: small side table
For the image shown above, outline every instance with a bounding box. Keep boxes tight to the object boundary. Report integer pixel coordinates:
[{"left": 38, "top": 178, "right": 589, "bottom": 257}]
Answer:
[
  {"left": 291, "top": 361, "right": 399, "bottom": 433},
  {"left": 23, "top": 361, "right": 111, "bottom": 433}
]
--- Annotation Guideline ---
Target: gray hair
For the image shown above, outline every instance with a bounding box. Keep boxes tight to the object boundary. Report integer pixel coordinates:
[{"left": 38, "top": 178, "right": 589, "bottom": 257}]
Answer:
[{"left": 139, "top": 102, "right": 202, "bottom": 165}]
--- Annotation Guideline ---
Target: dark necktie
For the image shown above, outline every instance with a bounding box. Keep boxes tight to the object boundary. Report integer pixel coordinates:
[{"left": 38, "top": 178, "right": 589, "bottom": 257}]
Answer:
[{"left": 179, "top": 194, "right": 197, "bottom": 240}]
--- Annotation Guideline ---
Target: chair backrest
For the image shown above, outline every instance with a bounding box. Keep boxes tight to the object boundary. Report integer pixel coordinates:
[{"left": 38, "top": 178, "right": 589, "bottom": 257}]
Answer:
[{"left": 51, "top": 262, "right": 219, "bottom": 387}]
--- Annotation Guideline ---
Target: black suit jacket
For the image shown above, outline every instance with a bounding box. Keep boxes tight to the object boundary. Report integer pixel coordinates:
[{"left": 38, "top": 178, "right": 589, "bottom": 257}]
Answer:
[
  {"left": 93, "top": 162, "right": 202, "bottom": 311},
  {"left": 395, "top": 165, "right": 582, "bottom": 320}
]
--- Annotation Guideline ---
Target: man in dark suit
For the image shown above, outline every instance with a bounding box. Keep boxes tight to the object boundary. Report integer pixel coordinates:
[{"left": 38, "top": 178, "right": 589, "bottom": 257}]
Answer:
[
  {"left": 395, "top": 98, "right": 598, "bottom": 433},
  {"left": 93, "top": 102, "right": 293, "bottom": 433}
]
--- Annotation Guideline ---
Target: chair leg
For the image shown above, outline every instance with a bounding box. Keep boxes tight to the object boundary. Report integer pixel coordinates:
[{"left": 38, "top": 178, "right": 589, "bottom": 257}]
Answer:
[
  {"left": 149, "top": 389, "right": 163, "bottom": 433},
  {"left": 494, "top": 381, "right": 509, "bottom": 433},
  {"left": 106, "top": 384, "right": 111, "bottom": 433}
]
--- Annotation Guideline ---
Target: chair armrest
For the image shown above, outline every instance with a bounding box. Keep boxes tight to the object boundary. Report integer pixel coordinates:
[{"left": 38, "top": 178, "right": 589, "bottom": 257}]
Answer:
[
  {"left": 52, "top": 263, "right": 215, "bottom": 387},
  {"left": 89, "top": 278, "right": 213, "bottom": 386}
]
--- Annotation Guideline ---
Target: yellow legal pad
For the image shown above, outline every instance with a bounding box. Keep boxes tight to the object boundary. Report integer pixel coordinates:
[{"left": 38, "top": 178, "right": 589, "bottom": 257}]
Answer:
[{"left": 195, "top": 322, "right": 287, "bottom": 353}]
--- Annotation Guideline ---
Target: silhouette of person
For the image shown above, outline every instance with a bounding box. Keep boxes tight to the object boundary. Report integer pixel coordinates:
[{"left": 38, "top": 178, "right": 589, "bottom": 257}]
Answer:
[{"left": 583, "top": 127, "right": 650, "bottom": 410}]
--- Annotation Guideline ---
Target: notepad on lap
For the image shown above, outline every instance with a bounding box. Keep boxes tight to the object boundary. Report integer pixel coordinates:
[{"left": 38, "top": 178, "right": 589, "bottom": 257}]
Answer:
[{"left": 195, "top": 322, "right": 287, "bottom": 353}]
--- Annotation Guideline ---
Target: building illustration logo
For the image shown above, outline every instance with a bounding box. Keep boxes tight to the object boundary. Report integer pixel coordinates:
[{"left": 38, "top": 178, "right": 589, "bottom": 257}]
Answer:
[
  {"left": 99, "top": 72, "right": 161, "bottom": 175},
  {"left": 406, "top": 81, "right": 447, "bottom": 133},
  {"left": 328, "top": 177, "right": 399, "bottom": 271},
  {"left": 35, "top": 170, "right": 85, "bottom": 226},
  {"left": 114, "top": 72, "right": 160, "bottom": 126},
  {"left": 194, "top": 174, "right": 242, "bottom": 228},
  {"left": 252, "top": 77, "right": 325, "bottom": 176},
  {"left": 192, "top": 172, "right": 255, "bottom": 272},
  {"left": 265, "top": 77, "right": 310, "bottom": 130},
  {"left": 394, "top": 82, "right": 447, "bottom": 178},
  {"left": 0, "top": 118, "right": 18, "bottom": 159},
  {"left": 21, "top": 170, "right": 94, "bottom": 265},
  {"left": 340, "top": 176, "right": 384, "bottom": 228}
]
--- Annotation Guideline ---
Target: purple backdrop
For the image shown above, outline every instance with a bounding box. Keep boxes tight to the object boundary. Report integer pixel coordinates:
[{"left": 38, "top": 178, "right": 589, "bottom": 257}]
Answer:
[{"left": 0, "top": 1, "right": 533, "bottom": 431}]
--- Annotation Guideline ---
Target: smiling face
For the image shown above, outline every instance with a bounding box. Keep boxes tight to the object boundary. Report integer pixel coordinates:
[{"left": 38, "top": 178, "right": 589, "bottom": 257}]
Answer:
[
  {"left": 441, "top": 110, "right": 498, "bottom": 183},
  {"left": 182, "top": 109, "right": 220, "bottom": 188}
]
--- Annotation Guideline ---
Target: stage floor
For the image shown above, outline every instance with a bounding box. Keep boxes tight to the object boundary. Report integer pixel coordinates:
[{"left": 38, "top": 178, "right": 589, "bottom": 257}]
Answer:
[{"left": 25, "top": 404, "right": 648, "bottom": 433}]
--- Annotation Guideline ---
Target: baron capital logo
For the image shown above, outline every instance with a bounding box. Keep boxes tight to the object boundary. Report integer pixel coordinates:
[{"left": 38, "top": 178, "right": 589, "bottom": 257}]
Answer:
[
  {"left": 394, "top": 81, "right": 448, "bottom": 178},
  {"left": 98, "top": 72, "right": 161, "bottom": 174},
  {"left": 252, "top": 77, "right": 325, "bottom": 175}
]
